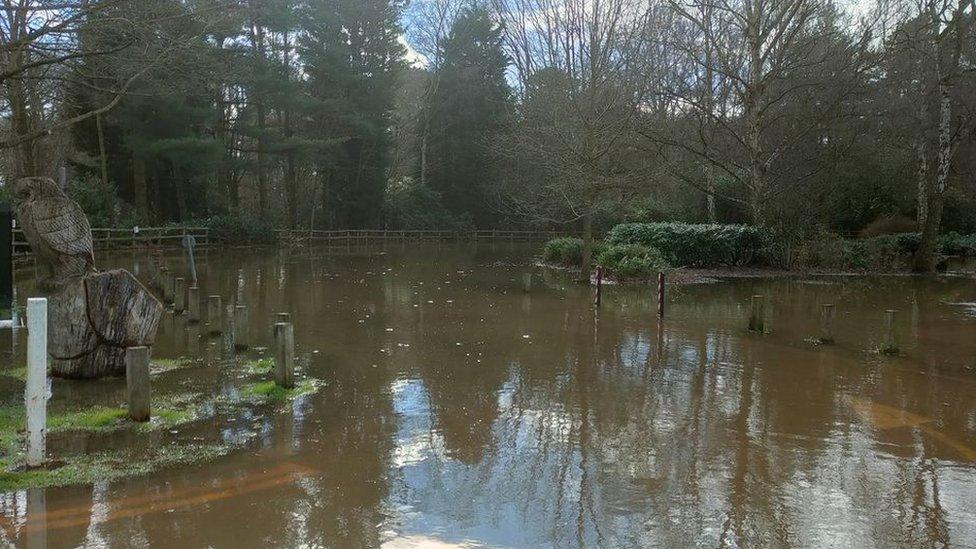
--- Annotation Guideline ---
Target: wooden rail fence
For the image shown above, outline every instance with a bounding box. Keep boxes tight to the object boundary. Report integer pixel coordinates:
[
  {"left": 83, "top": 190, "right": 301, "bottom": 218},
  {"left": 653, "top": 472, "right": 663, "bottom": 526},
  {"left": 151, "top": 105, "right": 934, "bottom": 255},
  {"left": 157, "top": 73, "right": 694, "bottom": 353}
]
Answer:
[
  {"left": 12, "top": 226, "right": 570, "bottom": 255},
  {"left": 275, "top": 229, "right": 572, "bottom": 244},
  {"left": 12, "top": 226, "right": 211, "bottom": 255}
]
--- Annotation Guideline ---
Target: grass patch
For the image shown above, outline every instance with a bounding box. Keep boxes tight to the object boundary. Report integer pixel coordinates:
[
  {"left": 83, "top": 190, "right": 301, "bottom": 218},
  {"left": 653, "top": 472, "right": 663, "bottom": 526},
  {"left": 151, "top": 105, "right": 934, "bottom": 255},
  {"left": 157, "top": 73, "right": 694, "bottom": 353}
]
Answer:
[
  {"left": 244, "top": 358, "right": 275, "bottom": 374},
  {"left": 151, "top": 357, "right": 197, "bottom": 375},
  {"left": 0, "top": 443, "right": 228, "bottom": 492},
  {"left": 241, "top": 378, "right": 320, "bottom": 404},
  {"left": 48, "top": 407, "right": 127, "bottom": 432},
  {"left": 0, "top": 367, "right": 27, "bottom": 381}
]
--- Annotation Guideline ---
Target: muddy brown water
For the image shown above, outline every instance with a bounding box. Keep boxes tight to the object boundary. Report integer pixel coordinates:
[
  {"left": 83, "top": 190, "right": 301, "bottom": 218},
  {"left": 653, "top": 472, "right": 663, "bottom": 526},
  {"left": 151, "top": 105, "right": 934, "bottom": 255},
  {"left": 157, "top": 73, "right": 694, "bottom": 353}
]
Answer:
[{"left": 2, "top": 244, "right": 976, "bottom": 548}]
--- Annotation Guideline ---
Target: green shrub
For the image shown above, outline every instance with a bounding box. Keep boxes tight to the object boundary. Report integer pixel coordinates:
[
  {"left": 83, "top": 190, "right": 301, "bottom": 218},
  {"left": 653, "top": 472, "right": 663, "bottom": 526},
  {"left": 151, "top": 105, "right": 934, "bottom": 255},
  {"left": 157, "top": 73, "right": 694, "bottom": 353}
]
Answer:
[
  {"left": 196, "top": 213, "right": 275, "bottom": 242},
  {"left": 542, "top": 237, "right": 606, "bottom": 267},
  {"left": 938, "top": 231, "right": 976, "bottom": 256},
  {"left": 606, "top": 223, "right": 768, "bottom": 267},
  {"left": 67, "top": 175, "right": 125, "bottom": 227},
  {"left": 596, "top": 244, "right": 669, "bottom": 279}
]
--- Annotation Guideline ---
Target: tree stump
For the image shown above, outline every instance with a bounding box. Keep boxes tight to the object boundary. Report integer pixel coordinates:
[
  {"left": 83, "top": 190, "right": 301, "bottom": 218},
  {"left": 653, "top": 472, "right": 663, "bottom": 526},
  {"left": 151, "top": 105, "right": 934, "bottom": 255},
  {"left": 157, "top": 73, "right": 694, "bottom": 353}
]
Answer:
[{"left": 48, "top": 269, "right": 162, "bottom": 378}]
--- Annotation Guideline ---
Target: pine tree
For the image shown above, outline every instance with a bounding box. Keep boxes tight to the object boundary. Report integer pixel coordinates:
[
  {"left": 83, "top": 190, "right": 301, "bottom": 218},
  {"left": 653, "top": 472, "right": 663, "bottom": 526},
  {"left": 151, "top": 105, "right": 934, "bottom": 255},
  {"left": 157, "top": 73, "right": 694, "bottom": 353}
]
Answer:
[
  {"left": 300, "top": 0, "right": 405, "bottom": 229},
  {"left": 426, "top": 7, "right": 511, "bottom": 228}
]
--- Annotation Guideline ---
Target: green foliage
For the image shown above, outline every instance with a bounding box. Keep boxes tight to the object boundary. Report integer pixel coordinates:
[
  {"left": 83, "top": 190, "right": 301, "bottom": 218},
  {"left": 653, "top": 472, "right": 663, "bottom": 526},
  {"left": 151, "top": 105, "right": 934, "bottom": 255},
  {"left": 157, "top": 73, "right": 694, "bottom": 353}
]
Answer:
[
  {"left": 938, "top": 231, "right": 976, "bottom": 256},
  {"left": 197, "top": 213, "right": 275, "bottom": 242},
  {"left": 542, "top": 237, "right": 606, "bottom": 267},
  {"left": 426, "top": 7, "right": 512, "bottom": 227},
  {"left": 383, "top": 177, "right": 472, "bottom": 230},
  {"left": 607, "top": 223, "right": 768, "bottom": 267},
  {"left": 596, "top": 244, "right": 669, "bottom": 279},
  {"left": 66, "top": 175, "right": 124, "bottom": 227}
]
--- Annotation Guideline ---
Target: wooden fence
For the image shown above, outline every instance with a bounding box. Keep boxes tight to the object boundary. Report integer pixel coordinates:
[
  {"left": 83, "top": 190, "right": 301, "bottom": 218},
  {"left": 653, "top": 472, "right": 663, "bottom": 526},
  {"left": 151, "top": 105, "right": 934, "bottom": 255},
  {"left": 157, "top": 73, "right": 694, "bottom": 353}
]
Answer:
[
  {"left": 13, "top": 226, "right": 211, "bottom": 255},
  {"left": 275, "top": 229, "right": 572, "bottom": 244},
  {"left": 12, "top": 226, "right": 568, "bottom": 256}
]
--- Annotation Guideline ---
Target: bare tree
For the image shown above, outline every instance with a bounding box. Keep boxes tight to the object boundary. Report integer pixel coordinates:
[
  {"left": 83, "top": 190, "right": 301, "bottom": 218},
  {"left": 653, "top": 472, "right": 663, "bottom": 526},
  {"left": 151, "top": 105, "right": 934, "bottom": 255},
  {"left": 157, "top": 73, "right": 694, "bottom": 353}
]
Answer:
[
  {"left": 492, "top": 0, "right": 664, "bottom": 277},
  {"left": 648, "top": 0, "right": 873, "bottom": 225}
]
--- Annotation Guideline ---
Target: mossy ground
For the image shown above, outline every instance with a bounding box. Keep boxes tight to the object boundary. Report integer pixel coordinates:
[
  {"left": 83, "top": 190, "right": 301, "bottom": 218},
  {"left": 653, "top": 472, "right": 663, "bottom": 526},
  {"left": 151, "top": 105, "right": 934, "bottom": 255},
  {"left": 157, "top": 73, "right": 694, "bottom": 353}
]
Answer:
[
  {"left": 0, "top": 353, "right": 323, "bottom": 491},
  {"left": 241, "top": 379, "right": 320, "bottom": 404}
]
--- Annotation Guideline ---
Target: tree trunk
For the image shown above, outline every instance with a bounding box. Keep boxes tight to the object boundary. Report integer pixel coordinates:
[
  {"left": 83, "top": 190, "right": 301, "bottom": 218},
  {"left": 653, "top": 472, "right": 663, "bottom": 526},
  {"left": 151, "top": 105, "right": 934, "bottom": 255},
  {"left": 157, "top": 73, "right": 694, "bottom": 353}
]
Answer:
[
  {"left": 133, "top": 155, "right": 149, "bottom": 221},
  {"left": 745, "top": 3, "right": 765, "bottom": 226},
  {"left": 96, "top": 112, "right": 109, "bottom": 187},
  {"left": 48, "top": 270, "right": 162, "bottom": 378},
  {"left": 580, "top": 209, "right": 593, "bottom": 282},
  {"left": 914, "top": 85, "right": 954, "bottom": 273},
  {"left": 915, "top": 139, "right": 928, "bottom": 228}
]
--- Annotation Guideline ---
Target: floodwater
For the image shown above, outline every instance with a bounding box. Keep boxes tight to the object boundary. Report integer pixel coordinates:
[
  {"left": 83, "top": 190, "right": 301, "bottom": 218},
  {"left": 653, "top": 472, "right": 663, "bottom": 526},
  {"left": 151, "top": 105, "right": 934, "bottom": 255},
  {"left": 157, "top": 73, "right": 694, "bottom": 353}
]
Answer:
[{"left": 2, "top": 243, "right": 976, "bottom": 548}]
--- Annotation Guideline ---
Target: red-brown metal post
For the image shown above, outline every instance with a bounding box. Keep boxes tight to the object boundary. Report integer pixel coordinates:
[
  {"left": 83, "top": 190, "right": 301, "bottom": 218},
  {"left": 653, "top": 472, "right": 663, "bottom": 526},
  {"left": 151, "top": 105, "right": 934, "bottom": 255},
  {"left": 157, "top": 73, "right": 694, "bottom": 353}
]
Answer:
[{"left": 657, "top": 272, "right": 665, "bottom": 318}]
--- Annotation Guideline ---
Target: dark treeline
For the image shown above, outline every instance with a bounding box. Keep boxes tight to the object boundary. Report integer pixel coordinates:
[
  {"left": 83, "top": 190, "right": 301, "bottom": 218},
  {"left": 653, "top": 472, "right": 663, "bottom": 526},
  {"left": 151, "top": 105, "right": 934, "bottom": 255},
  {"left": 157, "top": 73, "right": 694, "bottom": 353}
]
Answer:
[{"left": 1, "top": 0, "right": 974, "bottom": 270}]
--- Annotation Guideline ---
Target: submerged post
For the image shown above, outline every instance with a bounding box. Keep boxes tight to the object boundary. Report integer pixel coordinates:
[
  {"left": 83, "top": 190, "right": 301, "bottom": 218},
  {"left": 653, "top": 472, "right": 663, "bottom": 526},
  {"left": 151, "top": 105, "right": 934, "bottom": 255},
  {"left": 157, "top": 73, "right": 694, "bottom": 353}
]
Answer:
[
  {"left": 522, "top": 272, "right": 532, "bottom": 293},
  {"left": 125, "top": 346, "right": 151, "bottom": 422},
  {"left": 26, "top": 298, "right": 47, "bottom": 467},
  {"left": 274, "top": 322, "right": 295, "bottom": 389},
  {"left": 163, "top": 274, "right": 175, "bottom": 305},
  {"left": 881, "top": 309, "right": 898, "bottom": 354},
  {"left": 749, "top": 295, "right": 765, "bottom": 332},
  {"left": 656, "top": 272, "right": 665, "bottom": 318},
  {"left": 593, "top": 267, "right": 603, "bottom": 307},
  {"left": 819, "top": 304, "right": 835, "bottom": 344},
  {"left": 207, "top": 295, "right": 223, "bottom": 334},
  {"left": 174, "top": 277, "right": 186, "bottom": 313},
  {"left": 234, "top": 305, "right": 249, "bottom": 350},
  {"left": 187, "top": 286, "right": 200, "bottom": 323}
]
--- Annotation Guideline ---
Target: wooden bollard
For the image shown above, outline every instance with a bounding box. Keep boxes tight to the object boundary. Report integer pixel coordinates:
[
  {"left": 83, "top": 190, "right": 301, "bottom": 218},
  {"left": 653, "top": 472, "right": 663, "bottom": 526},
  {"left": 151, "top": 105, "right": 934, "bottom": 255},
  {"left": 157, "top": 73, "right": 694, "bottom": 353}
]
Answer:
[
  {"left": 187, "top": 286, "right": 200, "bottom": 323},
  {"left": 163, "top": 273, "right": 175, "bottom": 304},
  {"left": 819, "top": 304, "right": 835, "bottom": 344},
  {"left": 234, "top": 305, "right": 249, "bottom": 350},
  {"left": 749, "top": 295, "right": 765, "bottom": 332},
  {"left": 174, "top": 277, "right": 186, "bottom": 313},
  {"left": 881, "top": 309, "right": 898, "bottom": 354},
  {"left": 593, "top": 267, "right": 603, "bottom": 307},
  {"left": 522, "top": 273, "right": 532, "bottom": 293},
  {"left": 207, "top": 295, "right": 223, "bottom": 334},
  {"left": 26, "top": 297, "right": 47, "bottom": 467},
  {"left": 656, "top": 272, "right": 665, "bottom": 318},
  {"left": 274, "top": 322, "right": 295, "bottom": 389},
  {"left": 125, "top": 346, "right": 151, "bottom": 422}
]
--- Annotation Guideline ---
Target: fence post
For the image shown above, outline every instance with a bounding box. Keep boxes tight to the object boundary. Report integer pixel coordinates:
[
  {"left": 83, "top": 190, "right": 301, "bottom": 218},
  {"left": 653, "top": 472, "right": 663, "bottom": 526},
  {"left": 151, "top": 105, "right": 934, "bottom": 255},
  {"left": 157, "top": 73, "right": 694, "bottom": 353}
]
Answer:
[
  {"left": 881, "top": 309, "right": 898, "bottom": 354},
  {"left": 187, "top": 286, "right": 200, "bottom": 323},
  {"left": 657, "top": 272, "right": 665, "bottom": 318},
  {"left": 749, "top": 295, "right": 765, "bottom": 332},
  {"left": 234, "top": 305, "right": 249, "bottom": 350},
  {"left": 26, "top": 297, "right": 47, "bottom": 467},
  {"left": 522, "top": 273, "right": 532, "bottom": 293},
  {"left": 593, "top": 267, "right": 603, "bottom": 307},
  {"left": 174, "top": 277, "right": 186, "bottom": 313},
  {"left": 207, "top": 295, "right": 223, "bottom": 334},
  {"left": 819, "top": 304, "right": 835, "bottom": 344},
  {"left": 274, "top": 322, "right": 295, "bottom": 389},
  {"left": 125, "top": 346, "right": 151, "bottom": 422}
]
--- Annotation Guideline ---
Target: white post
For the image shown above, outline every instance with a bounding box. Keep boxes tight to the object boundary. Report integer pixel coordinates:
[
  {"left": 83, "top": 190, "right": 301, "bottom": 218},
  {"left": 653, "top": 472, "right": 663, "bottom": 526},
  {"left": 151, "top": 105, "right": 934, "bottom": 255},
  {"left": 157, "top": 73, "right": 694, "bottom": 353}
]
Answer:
[{"left": 26, "top": 297, "right": 47, "bottom": 467}]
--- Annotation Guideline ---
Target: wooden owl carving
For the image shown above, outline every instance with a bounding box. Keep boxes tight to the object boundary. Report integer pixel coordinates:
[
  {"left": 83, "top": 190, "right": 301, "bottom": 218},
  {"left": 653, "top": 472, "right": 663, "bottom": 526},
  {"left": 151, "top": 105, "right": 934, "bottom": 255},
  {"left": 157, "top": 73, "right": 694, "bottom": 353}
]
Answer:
[{"left": 14, "top": 177, "right": 96, "bottom": 292}]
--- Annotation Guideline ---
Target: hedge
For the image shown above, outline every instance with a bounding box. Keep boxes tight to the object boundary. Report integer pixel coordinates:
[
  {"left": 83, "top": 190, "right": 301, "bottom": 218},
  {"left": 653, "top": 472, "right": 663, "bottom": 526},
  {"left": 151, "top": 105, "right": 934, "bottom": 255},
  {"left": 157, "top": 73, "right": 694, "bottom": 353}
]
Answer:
[
  {"left": 606, "top": 223, "right": 767, "bottom": 267},
  {"left": 542, "top": 237, "right": 606, "bottom": 267},
  {"left": 595, "top": 244, "right": 669, "bottom": 279}
]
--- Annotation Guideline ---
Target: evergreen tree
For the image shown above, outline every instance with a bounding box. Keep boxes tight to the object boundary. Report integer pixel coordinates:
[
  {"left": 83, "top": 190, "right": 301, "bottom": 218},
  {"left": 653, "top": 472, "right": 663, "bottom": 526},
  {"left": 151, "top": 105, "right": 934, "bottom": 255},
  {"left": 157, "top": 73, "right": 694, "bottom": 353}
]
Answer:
[
  {"left": 300, "top": 0, "right": 405, "bottom": 228},
  {"left": 426, "top": 7, "right": 511, "bottom": 228}
]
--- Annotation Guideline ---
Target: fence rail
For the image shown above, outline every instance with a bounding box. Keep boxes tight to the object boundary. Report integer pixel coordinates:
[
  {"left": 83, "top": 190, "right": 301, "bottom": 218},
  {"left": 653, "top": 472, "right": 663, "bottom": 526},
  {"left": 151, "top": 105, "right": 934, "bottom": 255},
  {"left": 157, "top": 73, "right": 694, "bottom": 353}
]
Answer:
[
  {"left": 12, "top": 226, "right": 569, "bottom": 255},
  {"left": 13, "top": 226, "right": 211, "bottom": 255},
  {"left": 275, "top": 229, "right": 573, "bottom": 244}
]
